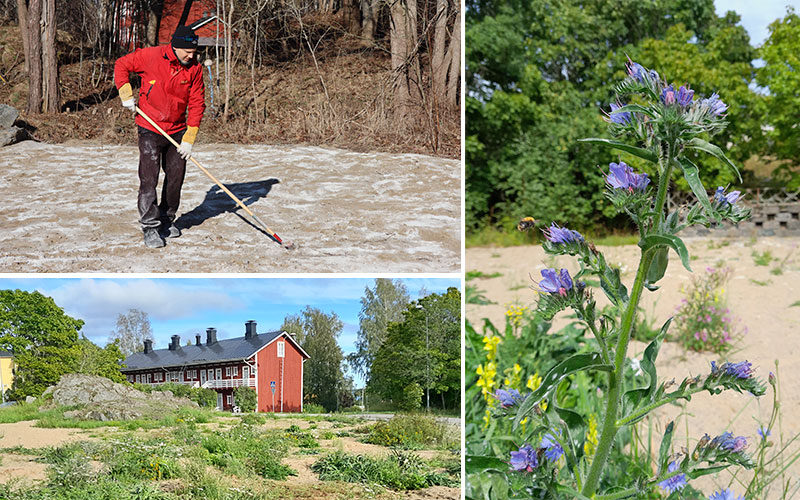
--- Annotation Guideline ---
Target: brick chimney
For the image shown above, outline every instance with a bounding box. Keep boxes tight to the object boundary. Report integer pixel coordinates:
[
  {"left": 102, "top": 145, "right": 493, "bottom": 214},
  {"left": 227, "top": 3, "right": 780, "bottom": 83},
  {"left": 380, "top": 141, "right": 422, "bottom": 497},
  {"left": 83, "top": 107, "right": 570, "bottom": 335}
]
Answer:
[
  {"left": 143, "top": 339, "right": 153, "bottom": 354},
  {"left": 206, "top": 328, "right": 217, "bottom": 345},
  {"left": 169, "top": 335, "right": 181, "bottom": 351},
  {"left": 245, "top": 320, "right": 257, "bottom": 340},
  {"left": 195, "top": 334, "right": 202, "bottom": 346}
]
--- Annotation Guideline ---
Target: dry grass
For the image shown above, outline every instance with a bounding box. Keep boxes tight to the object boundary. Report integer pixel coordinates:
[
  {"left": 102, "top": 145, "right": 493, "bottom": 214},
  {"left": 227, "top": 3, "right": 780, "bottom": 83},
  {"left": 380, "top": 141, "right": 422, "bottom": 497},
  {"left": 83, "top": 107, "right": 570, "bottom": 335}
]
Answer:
[{"left": 0, "top": 24, "right": 459, "bottom": 158}]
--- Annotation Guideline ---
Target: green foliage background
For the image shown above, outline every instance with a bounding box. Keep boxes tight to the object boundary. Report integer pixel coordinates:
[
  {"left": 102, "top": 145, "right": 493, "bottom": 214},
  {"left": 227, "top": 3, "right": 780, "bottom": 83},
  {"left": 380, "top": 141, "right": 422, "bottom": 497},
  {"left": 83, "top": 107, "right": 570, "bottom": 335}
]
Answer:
[{"left": 466, "top": 0, "right": 799, "bottom": 235}]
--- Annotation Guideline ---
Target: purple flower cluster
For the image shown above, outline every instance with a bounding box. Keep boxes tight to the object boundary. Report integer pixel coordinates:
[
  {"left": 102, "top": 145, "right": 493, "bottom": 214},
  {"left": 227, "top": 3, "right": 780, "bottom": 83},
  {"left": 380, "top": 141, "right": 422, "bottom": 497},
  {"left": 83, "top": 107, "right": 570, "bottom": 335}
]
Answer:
[
  {"left": 541, "top": 432, "right": 564, "bottom": 462},
  {"left": 509, "top": 432, "right": 564, "bottom": 472},
  {"left": 494, "top": 388, "right": 526, "bottom": 408},
  {"left": 711, "top": 360, "right": 753, "bottom": 379},
  {"left": 709, "top": 489, "right": 745, "bottom": 500},
  {"left": 542, "top": 223, "right": 585, "bottom": 245},
  {"left": 606, "top": 161, "right": 650, "bottom": 192},
  {"left": 702, "top": 92, "right": 729, "bottom": 117},
  {"left": 625, "top": 58, "right": 659, "bottom": 83},
  {"left": 657, "top": 460, "right": 687, "bottom": 493},
  {"left": 609, "top": 103, "right": 632, "bottom": 125},
  {"left": 510, "top": 444, "right": 538, "bottom": 472},
  {"left": 536, "top": 268, "right": 574, "bottom": 297},
  {"left": 712, "top": 431, "right": 748, "bottom": 453},
  {"left": 714, "top": 186, "right": 741, "bottom": 206},
  {"left": 661, "top": 84, "right": 694, "bottom": 106}
]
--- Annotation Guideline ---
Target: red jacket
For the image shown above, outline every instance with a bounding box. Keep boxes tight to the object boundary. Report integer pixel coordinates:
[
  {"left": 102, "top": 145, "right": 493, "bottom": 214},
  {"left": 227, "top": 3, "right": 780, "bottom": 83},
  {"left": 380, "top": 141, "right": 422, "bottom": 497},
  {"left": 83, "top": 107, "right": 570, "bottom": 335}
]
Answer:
[{"left": 115, "top": 45, "right": 206, "bottom": 135}]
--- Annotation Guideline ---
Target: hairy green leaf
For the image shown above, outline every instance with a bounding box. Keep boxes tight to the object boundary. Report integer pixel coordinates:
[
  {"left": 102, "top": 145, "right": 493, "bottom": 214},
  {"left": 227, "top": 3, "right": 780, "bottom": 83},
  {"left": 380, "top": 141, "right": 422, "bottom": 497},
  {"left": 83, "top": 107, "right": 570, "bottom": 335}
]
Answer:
[
  {"left": 676, "top": 156, "right": 720, "bottom": 223},
  {"left": 640, "top": 234, "right": 692, "bottom": 273},
  {"left": 578, "top": 138, "right": 658, "bottom": 163},
  {"left": 685, "top": 137, "right": 742, "bottom": 182},
  {"left": 658, "top": 421, "right": 675, "bottom": 473}
]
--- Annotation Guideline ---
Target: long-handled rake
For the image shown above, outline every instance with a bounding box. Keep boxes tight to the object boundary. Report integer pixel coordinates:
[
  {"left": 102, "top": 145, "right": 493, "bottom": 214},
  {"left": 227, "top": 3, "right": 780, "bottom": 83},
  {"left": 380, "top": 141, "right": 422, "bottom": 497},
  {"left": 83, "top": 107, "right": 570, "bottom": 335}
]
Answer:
[{"left": 135, "top": 106, "right": 296, "bottom": 250}]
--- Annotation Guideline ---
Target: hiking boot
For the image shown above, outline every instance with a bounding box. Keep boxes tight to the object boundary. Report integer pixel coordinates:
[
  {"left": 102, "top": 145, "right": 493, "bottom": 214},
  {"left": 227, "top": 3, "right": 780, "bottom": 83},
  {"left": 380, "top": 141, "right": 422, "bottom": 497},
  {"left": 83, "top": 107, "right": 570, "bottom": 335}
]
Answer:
[
  {"left": 161, "top": 221, "right": 181, "bottom": 238},
  {"left": 143, "top": 227, "right": 166, "bottom": 248}
]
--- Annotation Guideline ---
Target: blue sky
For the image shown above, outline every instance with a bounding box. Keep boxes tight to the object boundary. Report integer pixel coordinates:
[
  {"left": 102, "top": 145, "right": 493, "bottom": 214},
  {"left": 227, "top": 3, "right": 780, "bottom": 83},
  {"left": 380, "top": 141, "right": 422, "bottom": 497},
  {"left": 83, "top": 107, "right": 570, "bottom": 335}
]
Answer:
[
  {"left": 0, "top": 277, "right": 461, "bottom": 385},
  {"left": 715, "top": 0, "right": 797, "bottom": 47}
]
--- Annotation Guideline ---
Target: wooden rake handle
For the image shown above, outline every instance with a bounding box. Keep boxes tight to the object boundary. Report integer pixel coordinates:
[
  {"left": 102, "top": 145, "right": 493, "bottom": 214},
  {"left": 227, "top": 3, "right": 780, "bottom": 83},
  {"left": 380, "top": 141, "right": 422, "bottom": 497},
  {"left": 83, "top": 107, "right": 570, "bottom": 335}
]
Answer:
[{"left": 134, "top": 106, "right": 285, "bottom": 244}]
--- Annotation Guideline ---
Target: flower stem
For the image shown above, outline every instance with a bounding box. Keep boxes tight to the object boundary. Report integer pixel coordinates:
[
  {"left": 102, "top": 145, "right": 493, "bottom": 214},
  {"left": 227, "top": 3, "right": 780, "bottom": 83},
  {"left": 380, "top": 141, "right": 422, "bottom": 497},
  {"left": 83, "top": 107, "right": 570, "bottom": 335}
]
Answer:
[
  {"left": 581, "top": 248, "right": 655, "bottom": 497},
  {"left": 615, "top": 386, "right": 705, "bottom": 427},
  {"left": 653, "top": 141, "right": 675, "bottom": 228}
]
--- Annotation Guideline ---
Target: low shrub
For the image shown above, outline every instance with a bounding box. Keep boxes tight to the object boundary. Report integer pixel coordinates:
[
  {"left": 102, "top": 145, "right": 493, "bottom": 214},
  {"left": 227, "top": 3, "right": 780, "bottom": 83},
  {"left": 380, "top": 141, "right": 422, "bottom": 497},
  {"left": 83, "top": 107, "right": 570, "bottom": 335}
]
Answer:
[
  {"left": 240, "top": 413, "right": 266, "bottom": 426},
  {"left": 311, "top": 450, "right": 457, "bottom": 490},
  {"left": 672, "top": 266, "right": 746, "bottom": 353},
  {"left": 303, "top": 403, "right": 325, "bottom": 414},
  {"left": 365, "top": 414, "right": 451, "bottom": 449},
  {"left": 201, "top": 422, "right": 295, "bottom": 480},
  {"left": 233, "top": 386, "right": 257, "bottom": 413}
]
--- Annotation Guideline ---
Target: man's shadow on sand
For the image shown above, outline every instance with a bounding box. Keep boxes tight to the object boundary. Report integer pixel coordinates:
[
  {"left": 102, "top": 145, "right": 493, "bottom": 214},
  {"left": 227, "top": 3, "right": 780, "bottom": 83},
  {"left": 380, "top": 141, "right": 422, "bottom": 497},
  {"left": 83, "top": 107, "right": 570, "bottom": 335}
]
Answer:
[{"left": 175, "top": 179, "right": 280, "bottom": 236}]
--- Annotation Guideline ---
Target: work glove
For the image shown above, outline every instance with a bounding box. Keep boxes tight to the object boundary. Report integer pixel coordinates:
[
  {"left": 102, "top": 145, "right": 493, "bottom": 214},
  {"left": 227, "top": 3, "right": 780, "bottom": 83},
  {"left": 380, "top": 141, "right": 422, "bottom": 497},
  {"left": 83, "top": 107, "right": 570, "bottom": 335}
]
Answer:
[
  {"left": 177, "top": 141, "right": 193, "bottom": 160},
  {"left": 118, "top": 83, "right": 136, "bottom": 115}
]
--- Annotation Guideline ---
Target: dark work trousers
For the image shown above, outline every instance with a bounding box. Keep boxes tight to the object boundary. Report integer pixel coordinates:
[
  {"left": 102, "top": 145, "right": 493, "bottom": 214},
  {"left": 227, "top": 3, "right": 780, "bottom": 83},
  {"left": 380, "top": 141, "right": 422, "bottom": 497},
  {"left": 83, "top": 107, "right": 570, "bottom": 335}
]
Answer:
[{"left": 137, "top": 126, "right": 186, "bottom": 229}]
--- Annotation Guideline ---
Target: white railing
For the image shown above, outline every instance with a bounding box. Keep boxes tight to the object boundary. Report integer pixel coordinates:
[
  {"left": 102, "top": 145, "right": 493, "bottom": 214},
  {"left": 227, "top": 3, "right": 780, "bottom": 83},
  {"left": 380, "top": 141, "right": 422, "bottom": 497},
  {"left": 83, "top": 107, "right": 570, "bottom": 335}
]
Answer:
[
  {"left": 133, "top": 380, "right": 200, "bottom": 387},
  {"left": 202, "top": 378, "right": 255, "bottom": 389}
]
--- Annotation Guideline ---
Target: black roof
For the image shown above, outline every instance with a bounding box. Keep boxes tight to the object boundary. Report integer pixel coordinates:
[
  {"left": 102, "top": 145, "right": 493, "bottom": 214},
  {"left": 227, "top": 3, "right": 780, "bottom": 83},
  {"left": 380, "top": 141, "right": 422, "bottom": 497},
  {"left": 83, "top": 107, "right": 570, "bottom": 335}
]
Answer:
[
  {"left": 121, "top": 330, "right": 284, "bottom": 372},
  {"left": 0, "top": 350, "right": 12, "bottom": 358}
]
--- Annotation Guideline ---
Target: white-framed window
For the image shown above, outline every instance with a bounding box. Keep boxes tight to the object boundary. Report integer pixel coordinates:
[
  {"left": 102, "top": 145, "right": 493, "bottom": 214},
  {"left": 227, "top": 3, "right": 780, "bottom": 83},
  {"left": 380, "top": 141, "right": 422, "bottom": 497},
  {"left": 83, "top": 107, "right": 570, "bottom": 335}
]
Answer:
[
  {"left": 156, "top": 372, "right": 162, "bottom": 382},
  {"left": 233, "top": 366, "right": 238, "bottom": 376},
  {"left": 277, "top": 341, "right": 285, "bottom": 358},
  {"left": 216, "top": 368, "right": 222, "bottom": 380},
  {"left": 226, "top": 395, "right": 232, "bottom": 405},
  {"left": 225, "top": 366, "right": 231, "bottom": 377},
  {"left": 243, "top": 366, "right": 249, "bottom": 379},
  {"left": 136, "top": 374, "right": 141, "bottom": 383},
  {"left": 146, "top": 373, "right": 151, "bottom": 383},
  {"left": 128, "top": 375, "right": 134, "bottom": 383},
  {"left": 208, "top": 369, "right": 214, "bottom": 380}
]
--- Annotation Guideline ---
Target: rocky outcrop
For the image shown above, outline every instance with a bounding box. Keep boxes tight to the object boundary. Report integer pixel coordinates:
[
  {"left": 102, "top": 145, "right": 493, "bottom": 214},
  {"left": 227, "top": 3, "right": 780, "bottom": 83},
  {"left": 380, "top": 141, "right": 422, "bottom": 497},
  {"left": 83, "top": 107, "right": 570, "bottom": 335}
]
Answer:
[
  {"left": 46, "top": 373, "right": 198, "bottom": 421},
  {"left": 0, "top": 104, "right": 28, "bottom": 147}
]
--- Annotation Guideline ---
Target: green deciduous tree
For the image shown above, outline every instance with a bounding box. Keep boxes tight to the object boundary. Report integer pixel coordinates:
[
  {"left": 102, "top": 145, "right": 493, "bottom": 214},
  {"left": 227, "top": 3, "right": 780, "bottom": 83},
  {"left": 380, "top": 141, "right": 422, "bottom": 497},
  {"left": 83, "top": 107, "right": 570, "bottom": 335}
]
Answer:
[
  {"left": 757, "top": 7, "right": 800, "bottom": 186},
  {"left": 282, "top": 307, "right": 344, "bottom": 412},
  {"left": 75, "top": 337, "right": 125, "bottom": 382},
  {"left": 370, "top": 288, "right": 461, "bottom": 410},
  {"left": 348, "top": 279, "right": 410, "bottom": 381},
  {"left": 0, "top": 290, "right": 83, "bottom": 399}
]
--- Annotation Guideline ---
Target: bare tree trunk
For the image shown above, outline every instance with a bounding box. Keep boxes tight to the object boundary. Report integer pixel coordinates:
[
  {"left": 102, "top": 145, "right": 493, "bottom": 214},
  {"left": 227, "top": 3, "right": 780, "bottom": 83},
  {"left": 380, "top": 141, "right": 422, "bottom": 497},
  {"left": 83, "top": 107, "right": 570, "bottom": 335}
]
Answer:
[
  {"left": 444, "top": 9, "right": 459, "bottom": 107},
  {"left": 16, "top": 0, "right": 30, "bottom": 73},
  {"left": 429, "top": 0, "right": 448, "bottom": 101},
  {"left": 41, "top": 0, "right": 59, "bottom": 113},
  {"left": 342, "top": 0, "right": 360, "bottom": 34},
  {"left": 146, "top": 4, "right": 159, "bottom": 46},
  {"left": 390, "top": 0, "right": 418, "bottom": 119},
  {"left": 222, "top": 0, "right": 234, "bottom": 121},
  {"left": 26, "top": 0, "right": 42, "bottom": 114},
  {"left": 360, "top": 0, "right": 379, "bottom": 42}
]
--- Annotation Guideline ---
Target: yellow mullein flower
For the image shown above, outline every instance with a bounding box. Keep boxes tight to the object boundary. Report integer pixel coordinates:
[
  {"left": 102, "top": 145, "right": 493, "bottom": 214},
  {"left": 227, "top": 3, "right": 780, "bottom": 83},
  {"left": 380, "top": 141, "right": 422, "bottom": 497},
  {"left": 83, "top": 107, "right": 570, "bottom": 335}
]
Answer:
[
  {"left": 483, "top": 335, "right": 501, "bottom": 361},
  {"left": 504, "top": 363, "right": 523, "bottom": 389},
  {"left": 584, "top": 413, "right": 599, "bottom": 457},
  {"left": 526, "top": 372, "right": 547, "bottom": 411},
  {"left": 521, "top": 416, "right": 528, "bottom": 435},
  {"left": 476, "top": 361, "right": 498, "bottom": 398}
]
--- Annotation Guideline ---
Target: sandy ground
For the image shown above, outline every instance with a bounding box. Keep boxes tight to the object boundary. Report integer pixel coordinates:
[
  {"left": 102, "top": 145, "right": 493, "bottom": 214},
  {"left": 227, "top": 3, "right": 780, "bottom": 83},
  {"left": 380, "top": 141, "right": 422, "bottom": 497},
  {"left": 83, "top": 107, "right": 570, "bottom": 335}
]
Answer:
[
  {"left": 0, "top": 140, "right": 460, "bottom": 272},
  {"left": 467, "top": 236, "right": 800, "bottom": 492},
  {"left": 0, "top": 415, "right": 460, "bottom": 499}
]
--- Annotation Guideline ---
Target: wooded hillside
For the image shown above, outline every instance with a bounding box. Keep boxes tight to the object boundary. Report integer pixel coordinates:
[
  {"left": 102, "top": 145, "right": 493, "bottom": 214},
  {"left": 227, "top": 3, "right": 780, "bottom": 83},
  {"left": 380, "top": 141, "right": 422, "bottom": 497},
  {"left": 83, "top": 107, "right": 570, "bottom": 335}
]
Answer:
[{"left": 0, "top": 0, "right": 460, "bottom": 157}]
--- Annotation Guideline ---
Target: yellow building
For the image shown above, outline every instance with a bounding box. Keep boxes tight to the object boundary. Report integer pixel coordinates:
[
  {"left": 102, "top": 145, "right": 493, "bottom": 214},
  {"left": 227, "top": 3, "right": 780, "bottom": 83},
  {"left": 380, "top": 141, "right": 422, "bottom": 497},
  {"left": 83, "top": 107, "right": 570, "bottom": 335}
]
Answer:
[{"left": 0, "top": 350, "right": 14, "bottom": 402}]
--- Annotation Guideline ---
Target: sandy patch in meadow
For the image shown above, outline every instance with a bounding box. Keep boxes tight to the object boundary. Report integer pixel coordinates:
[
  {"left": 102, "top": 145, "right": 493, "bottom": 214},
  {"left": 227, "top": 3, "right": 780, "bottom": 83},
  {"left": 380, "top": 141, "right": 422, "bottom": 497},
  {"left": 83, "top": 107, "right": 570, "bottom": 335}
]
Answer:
[
  {"left": 467, "top": 236, "right": 800, "bottom": 492},
  {"left": 0, "top": 141, "right": 460, "bottom": 273},
  {"left": 0, "top": 415, "right": 460, "bottom": 499}
]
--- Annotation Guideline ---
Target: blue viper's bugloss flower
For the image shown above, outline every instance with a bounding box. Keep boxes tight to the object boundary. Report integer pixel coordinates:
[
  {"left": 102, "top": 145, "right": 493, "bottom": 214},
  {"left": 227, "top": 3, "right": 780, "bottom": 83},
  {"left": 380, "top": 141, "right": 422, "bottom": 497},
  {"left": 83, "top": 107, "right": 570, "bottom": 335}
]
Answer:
[
  {"left": 711, "top": 360, "right": 753, "bottom": 379},
  {"left": 541, "top": 433, "right": 564, "bottom": 462},
  {"left": 758, "top": 427, "right": 771, "bottom": 439},
  {"left": 609, "top": 103, "right": 632, "bottom": 124},
  {"left": 702, "top": 92, "right": 728, "bottom": 116},
  {"left": 661, "top": 85, "right": 694, "bottom": 106},
  {"left": 495, "top": 388, "right": 526, "bottom": 408},
  {"left": 543, "top": 223, "right": 585, "bottom": 245},
  {"left": 658, "top": 461, "right": 687, "bottom": 493},
  {"left": 626, "top": 58, "right": 659, "bottom": 83},
  {"left": 510, "top": 444, "right": 538, "bottom": 471},
  {"left": 606, "top": 161, "right": 651, "bottom": 192},
  {"left": 536, "top": 268, "right": 574, "bottom": 296},
  {"left": 712, "top": 431, "right": 748, "bottom": 453},
  {"left": 709, "top": 489, "right": 745, "bottom": 500},
  {"left": 714, "top": 186, "right": 741, "bottom": 206}
]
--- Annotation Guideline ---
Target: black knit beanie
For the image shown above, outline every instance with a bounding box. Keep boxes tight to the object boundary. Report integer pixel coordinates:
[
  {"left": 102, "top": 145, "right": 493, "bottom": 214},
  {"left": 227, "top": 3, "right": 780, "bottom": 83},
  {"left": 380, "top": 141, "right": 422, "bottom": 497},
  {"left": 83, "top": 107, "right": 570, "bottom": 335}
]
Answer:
[{"left": 172, "top": 26, "right": 199, "bottom": 49}]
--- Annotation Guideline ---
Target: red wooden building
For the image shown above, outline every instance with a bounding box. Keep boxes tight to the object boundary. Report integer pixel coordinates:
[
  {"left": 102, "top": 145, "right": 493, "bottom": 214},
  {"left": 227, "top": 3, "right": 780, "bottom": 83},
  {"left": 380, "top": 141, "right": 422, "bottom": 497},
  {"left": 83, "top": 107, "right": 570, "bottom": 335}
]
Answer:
[{"left": 121, "top": 321, "right": 309, "bottom": 412}]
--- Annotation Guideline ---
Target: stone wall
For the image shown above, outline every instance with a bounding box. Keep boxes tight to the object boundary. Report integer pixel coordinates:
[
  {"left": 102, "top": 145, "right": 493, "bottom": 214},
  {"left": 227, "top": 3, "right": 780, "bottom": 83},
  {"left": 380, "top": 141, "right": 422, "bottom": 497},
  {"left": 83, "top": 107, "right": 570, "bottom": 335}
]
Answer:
[{"left": 683, "top": 202, "right": 800, "bottom": 238}]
